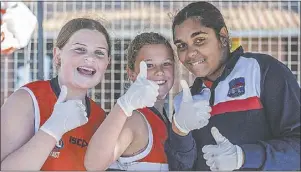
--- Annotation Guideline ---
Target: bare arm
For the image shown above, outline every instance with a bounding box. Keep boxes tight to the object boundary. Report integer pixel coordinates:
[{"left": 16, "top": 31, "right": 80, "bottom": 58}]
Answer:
[
  {"left": 1, "top": 89, "right": 57, "bottom": 170},
  {"left": 85, "top": 104, "right": 145, "bottom": 170},
  {"left": 85, "top": 61, "right": 159, "bottom": 170}
]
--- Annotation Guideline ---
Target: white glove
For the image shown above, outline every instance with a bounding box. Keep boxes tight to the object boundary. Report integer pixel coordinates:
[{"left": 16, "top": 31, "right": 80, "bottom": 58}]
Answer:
[
  {"left": 40, "top": 85, "right": 88, "bottom": 142},
  {"left": 1, "top": 2, "right": 18, "bottom": 9},
  {"left": 117, "top": 61, "right": 159, "bottom": 117},
  {"left": 1, "top": 23, "right": 18, "bottom": 54},
  {"left": 1, "top": 2, "right": 37, "bottom": 53},
  {"left": 173, "top": 80, "right": 211, "bottom": 134},
  {"left": 202, "top": 127, "right": 244, "bottom": 171}
]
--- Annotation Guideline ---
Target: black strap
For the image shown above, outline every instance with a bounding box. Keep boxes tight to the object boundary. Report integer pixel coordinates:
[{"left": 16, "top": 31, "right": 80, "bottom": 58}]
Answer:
[
  {"left": 148, "top": 107, "right": 169, "bottom": 127},
  {"left": 49, "top": 77, "right": 91, "bottom": 118}
]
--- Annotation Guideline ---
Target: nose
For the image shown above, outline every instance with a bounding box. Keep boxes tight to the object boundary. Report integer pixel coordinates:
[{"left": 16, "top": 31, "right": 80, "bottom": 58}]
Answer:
[
  {"left": 187, "top": 46, "right": 198, "bottom": 59},
  {"left": 155, "top": 65, "right": 165, "bottom": 76},
  {"left": 84, "top": 55, "right": 95, "bottom": 63}
]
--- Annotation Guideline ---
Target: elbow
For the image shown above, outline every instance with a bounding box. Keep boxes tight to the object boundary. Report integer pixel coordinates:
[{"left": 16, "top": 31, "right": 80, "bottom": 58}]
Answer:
[
  {"left": 1, "top": 161, "right": 21, "bottom": 171},
  {"left": 85, "top": 140, "right": 118, "bottom": 170},
  {"left": 84, "top": 162, "right": 104, "bottom": 171},
  {"left": 1, "top": 161, "right": 7, "bottom": 171},
  {"left": 84, "top": 157, "right": 105, "bottom": 171},
  {"left": 1, "top": 158, "right": 14, "bottom": 171},
  {"left": 84, "top": 151, "right": 112, "bottom": 171}
]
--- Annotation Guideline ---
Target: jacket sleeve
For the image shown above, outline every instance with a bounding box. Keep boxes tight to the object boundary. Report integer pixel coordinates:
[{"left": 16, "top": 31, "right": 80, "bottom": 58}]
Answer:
[
  {"left": 164, "top": 126, "right": 197, "bottom": 170},
  {"left": 240, "top": 55, "right": 300, "bottom": 170}
]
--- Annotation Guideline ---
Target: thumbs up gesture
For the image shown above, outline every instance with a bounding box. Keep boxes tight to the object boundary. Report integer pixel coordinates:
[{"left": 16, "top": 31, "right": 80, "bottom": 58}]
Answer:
[
  {"left": 40, "top": 85, "right": 88, "bottom": 142},
  {"left": 117, "top": 61, "right": 159, "bottom": 117},
  {"left": 173, "top": 80, "right": 211, "bottom": 134},
  {"left": 202, "top": 127, "right": 244, "bottom": 171}
]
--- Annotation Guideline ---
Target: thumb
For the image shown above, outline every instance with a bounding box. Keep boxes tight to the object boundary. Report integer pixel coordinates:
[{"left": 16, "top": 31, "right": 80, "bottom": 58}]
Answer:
[
  {"left": 137, "top": 61, "right": 147, "bottom": 79},
  {"left": 56, "top": 85, "right": 68, "bottom": 103},
  {"left": 211, "top": 127, "right": 227, "bottom": 145},
  {"left": 180, "top": 80, "right": 192, "bottom": 102}
]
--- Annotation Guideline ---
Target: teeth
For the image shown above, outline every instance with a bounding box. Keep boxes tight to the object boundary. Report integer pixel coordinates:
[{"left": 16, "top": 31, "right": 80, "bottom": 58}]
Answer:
[
  {"left": 78, "top": 66, "right": 95, "bottom": 72},
  {"left": 191, "top": 59, "right": 205, "bottom": 66},
  {"left": 156, "top": 80, "right": 166, "bottom": 85}
]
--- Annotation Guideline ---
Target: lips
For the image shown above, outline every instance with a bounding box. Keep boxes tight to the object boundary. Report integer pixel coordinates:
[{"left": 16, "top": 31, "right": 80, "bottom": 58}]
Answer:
[
  {"left": 188, "top": 58, "right": 206, "bottom": 66},
  {"left": 155, "top": 80, "right": 167, "bottom": 85},
  {"left": 77, "top": 66, "right": 96, "bottom": 76}
]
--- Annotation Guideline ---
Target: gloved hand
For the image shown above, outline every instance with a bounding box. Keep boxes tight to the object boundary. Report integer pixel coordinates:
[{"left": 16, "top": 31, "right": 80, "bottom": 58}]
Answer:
[
  {"left": 173, "top": 85, "right": 210, "bottom": 114},
  {"left": 1, "top": 2, "right": 37, "bottom": 54},
  {"left": 117, "top": 61, "right": 159, "bottom": 117},
  {"left": 1, "top": 23, "right": 17, "bottom": 54},
  {"left": 173, "top": 80, "right": 211, "bottom": 134},
  {"left": 40, "top": 85, "right": 88, "bottom": 142},
  {"left": 202, "top": 127, "right": 244, "bottom": 171}
]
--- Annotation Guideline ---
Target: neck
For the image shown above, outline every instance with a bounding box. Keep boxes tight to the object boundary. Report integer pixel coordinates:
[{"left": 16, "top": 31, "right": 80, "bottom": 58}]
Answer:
[
  {"left": 58, "top": 76, "right": 87, "bottom": 103},
  {"left": 206, "top": 64, "right": 226, "bottom": 81},
  {"left": 154, "top": 99, "right": 165, "bottom": 115},
  {"left": 206, "top": 48, "right": 230, "bottom": 81}
]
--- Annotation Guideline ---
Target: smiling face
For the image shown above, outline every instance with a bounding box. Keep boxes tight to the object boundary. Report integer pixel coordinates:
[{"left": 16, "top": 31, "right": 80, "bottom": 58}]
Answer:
[
  {"left": 174, "top": 18, "right": 227, "bottom": 81},
  {"left": 128, "top": 44, "right": 175, "bottom": 100},
  {"left": 54, "top": 29, "right": 110, "bottom": 89}
]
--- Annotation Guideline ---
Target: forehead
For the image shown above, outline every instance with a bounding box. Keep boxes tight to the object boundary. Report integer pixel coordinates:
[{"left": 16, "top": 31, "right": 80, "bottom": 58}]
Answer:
[
  {"left": 66, "top": 29, "right": 108, "bottom": 49},
  {"left": 136, "top": 44, "right": 173, "bottom": 62},
  {"left": 174, "top": 18, "right": 213, "bottom": 41}
]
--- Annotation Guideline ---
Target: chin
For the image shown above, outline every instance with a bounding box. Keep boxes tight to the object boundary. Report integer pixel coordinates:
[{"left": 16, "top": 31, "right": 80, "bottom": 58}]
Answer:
[
  {"left": 156, "top": 96, "right": 166, "bottom": 100},
  {"left": 157, "top": 84, "right": 172, "bottom": 99},
  {"left": 157, "top": 91, "right": 169, "bottom": 100},
  {"left": 187, "top": 66, "right": 209, "bottom": 78},
  {"left": 78, "top": 75, "right": 102, "bottom": 88},
  {"left": 192, "top": 70, "right": 209, "bottom": 78},
  {"left": 73, "top": 80, "right": 97, "bottom": 89}
]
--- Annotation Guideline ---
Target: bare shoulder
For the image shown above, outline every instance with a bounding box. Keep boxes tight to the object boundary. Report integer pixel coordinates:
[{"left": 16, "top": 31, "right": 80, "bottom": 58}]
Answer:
[
  {"left": 1, "top": 88, "right": 35, "bottom": 119},
  {"left": 1, "top": 88, "right": 35, "bottom": 161},
  {"left": 125, "top": 110, "right": 149, "bottom": 136},
  {"left": 120, "top": 110, "right": 149, "bottom": 156},
  {"left": 127, "top": 110, "right": 147, "bottom": 126}
]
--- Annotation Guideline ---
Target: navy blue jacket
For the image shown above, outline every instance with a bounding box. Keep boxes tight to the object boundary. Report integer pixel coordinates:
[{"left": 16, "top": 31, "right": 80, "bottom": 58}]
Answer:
[{"left": 165, "top": 47, "right": 300, "bottom": 170}]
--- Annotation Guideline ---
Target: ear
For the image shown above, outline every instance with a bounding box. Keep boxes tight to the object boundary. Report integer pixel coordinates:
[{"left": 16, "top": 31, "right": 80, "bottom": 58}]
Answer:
[
  {"left": 126, "top": 66, "right": 137, "bottom": 82},
  {"left": 53, "top": 47, "right": 61, "bottom": 66},
  {"left": 219, "top": 27, "right": 229, "bottom": 46},
  {"left": 219, "top": 26, "right": 228, "bottom": 38},
  {"left": 108, "top": 55, "right": 111, "bottom": 63}
]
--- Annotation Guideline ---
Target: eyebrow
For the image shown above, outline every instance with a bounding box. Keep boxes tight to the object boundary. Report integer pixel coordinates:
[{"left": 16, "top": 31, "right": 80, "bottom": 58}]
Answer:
[
  {"left": 164, "top": 58, "right": 174, "bottom": 61},
  {"left": 144, "top": 58, "right": 174, "bottom": 62},
  {"left": 72, "top": 43, "right": 107, "bottom": 50},
  {"left": 72, "top": 43, "right": 87, "bottom": 46},
  {"left": 191, "top": 30, "right": 208, "bottom": 38},
  {"left": 174, "top": 30, "right": 208, "bottom": 44}
]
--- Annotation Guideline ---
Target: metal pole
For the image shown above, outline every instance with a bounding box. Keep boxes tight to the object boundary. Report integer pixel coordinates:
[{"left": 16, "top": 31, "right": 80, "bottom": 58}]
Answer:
[{"left": 37, "top": 1, "right": 44, "bottom": 80}]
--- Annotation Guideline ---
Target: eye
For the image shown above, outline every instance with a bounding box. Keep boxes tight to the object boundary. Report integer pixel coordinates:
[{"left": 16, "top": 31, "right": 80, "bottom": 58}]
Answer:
[
  {"left": 194, "top": 38, "right": 205, "bottom": 45},
  {"left": 146, "top": 63, "right": 154, "bottom": 69},
  {"left": 74, "top": 47, "right": 86, "bottom": 54},
  {"left": 163, "top": 61, "right": 173, "bottom": 67},
  {"left": 95, "top": 50, "right": 105, "bottom": 57},
  {"left": 176, "top": 43, "right": 187, "bottom": 52}
]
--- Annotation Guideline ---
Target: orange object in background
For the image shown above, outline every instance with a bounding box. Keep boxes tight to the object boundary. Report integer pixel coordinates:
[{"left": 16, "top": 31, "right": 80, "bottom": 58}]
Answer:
[
  {"left": 1, "top": 2, "right": 37, "bottom": 55},
  {"left": 231, "top": 37, "right": 241, "bottom": 52}
]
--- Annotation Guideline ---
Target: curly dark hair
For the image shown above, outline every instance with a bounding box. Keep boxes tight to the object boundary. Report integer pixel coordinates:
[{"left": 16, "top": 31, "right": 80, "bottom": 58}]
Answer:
[
  {"left": 126, "top": 32, "right": 174, "bottom": 70},
  {"left": 172, "top": 1, "right": 227, "bottom": 42}
]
